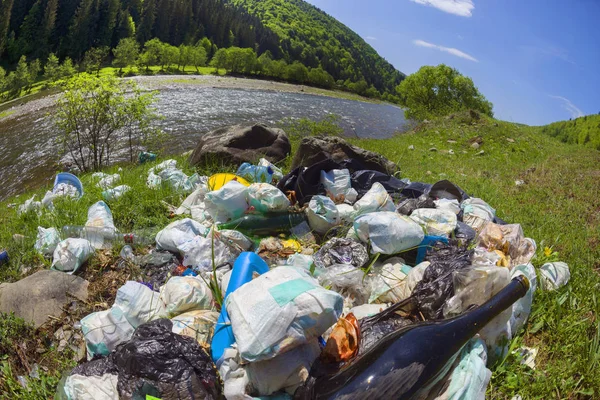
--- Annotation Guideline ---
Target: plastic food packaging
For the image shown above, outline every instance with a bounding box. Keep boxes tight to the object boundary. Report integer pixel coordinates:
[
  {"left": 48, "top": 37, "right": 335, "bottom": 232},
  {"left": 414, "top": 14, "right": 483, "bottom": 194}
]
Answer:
[
  {"left": 306, "top": 195, "right": 340, "bottom": 234},
  {"left": 51, "top": 238, "right": 95, "bottom": 274},
  {"left": 226, "top": 266, "right": 343, "bottom": 362},
  {"left": 155, "top": 218, "right": 208, "bottom": 254},
  {"left": 354, "top": 212, "right": 425, "bottom": 255},
  {"left": 34, "top": 226, "right": 61, "bottom": 256},
  {"left": 478, "top": 223, "right": 536, "bottom": 268},
  {"left": 320, "top": 169, "right": 358, "bottom": 204},
  {"left": 352, "top": 182, "right": 396, "bottom": 217},
  {"left": 539, "top": 262, "right": 570, "bottom": 290},
  {"left": 204, "top": 180, "right": 249, "bottom": 223},
  {"left": 410, "top": 208, "right": 458, "bottom": 237},
  {"left": 247, "top": 183, "right": 291, "bottom": 213}
]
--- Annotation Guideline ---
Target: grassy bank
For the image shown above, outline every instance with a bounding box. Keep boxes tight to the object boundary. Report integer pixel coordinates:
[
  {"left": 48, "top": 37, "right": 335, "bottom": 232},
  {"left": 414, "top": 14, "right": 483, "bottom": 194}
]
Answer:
[{"left": 1, "top": 113, "right": 599, "bottom": 398}]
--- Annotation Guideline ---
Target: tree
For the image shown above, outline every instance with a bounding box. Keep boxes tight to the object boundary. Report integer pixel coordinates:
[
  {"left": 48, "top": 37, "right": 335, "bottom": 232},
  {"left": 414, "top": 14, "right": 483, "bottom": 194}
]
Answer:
[
  {"left": 160, "top": 43, "right": 179, "bottom": 70},
  {"left": 189, "top": 45, "right": 207, "bottom": 72},
  {"left": 257, "top": 51, "right": 273, "bottom": 74},
  {"left": 138, "top": 38, "right": 163, "bottom": 71},
  {"left": 112, "top": 37, "right": 139, "bottom": 73},
  {"left": 287, "top": 61, "right": 309, "bottom": 83},
  {"left": 27, "top": 59, "right": 41, "bottom": 91},
  {"left": 53, "top": 74, "right": 161, "bottom": 171},
  {"left": 0, "top": 66, "right": 6, "bottom": 95},
  {"left": 59, "top": 57, "right": 77, "bottom": 79},
  {"left": 210, "top": 48, "right": 227, "bottom": 74},
  {"left": 83, "top": 46, "right": 109, "bottom": 76},
  {"left": 396, "top": 64, "right": 493, "bottom": 120},
  {"left": 44, "top": 53, "right": 61, "bottom": 82},
  {"left": 308, "top": 67, "right": 334, "bottom": 89},
  {"left": 13, "top": 56, "right": 29, "bottom": 95},
  {"left": 198, "top": 37, "right": 212, "bottom": 58}
]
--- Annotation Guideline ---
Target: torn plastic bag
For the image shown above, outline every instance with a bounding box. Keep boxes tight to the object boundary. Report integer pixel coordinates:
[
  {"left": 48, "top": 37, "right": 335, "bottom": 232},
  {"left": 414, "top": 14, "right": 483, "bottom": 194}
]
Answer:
[
  {"left": 429, "top": 180, "right": 469, "bottom": 202},
  {"left": 158, "top": 168, "right": 200, "bottom": 192},
  {"left": 204, "top": 180, "right": 249, "bottom": 223},
  {"left": 115, "top": 319, "right": 222, "bottom": 399},
  {"left": 510, "top": 263, "right": 537, "bottom": 334},
  {"left": 226, "top": 266, "right": 343, "bottom": 362},
  {"left": 62, "top": 373, "right": 119, "bottom": 400},
  {"left": 461, "top": 198, "right": 496, "bottom": 231},
  {"left": 175, "top": 179, "right": 209, "bottom": 215},
  {"left": 313, "top": 238, "right": 368, "bottom": 271},
  {"left": 318, "top": 264, "right": 369, "bottom": 307},
  {"left": 396, "top": 194, "right": 436, "bottom": 216},
  {"left": 34, "top": 226, "right": 61, "bottom": 256},
  {"left": 96, "top": 173, "right": 120, "bottom": 189},
  {"left": 432, "top": 338, "right": 491, "bottom": 400},
  {"left": 472, "top": 247, "right": 503, "bottom": 267},
  {"left": 455, "top": 221, "right": 477, "bottom": 243},
  {"left": 247, "top": 183, "right": 290, "bottom": 213},
  {"left": 478, "top": 223, "right": 536, "bottom": 267},
  {"left": 18, "top": 195, "right": 42, "bottom": 215},
  {"left": 354, "top": 212, "right": 425, "bottom": 255},
  {"left": 352, "top": 182, "right": 396, "bottom": 217},
  {"left": 539, "top": 262, "right": 570, "bottom": 290},
  {"left": 410, "top": 208, "right": 458, "bottom": 237},
  {"left": 350, "top": 170, "right": 407, "bottom": 198},
  {"left": 306, "top": 195, "right": 340, "bottom": 234},
  {"left": 85, "top": 201, "right": 116, "bottom": 249},
  {"left": 320, "top": 169, "right": 358, "bottom": 204},
  {"left": 412, "top": 242, "right": 473, "bottom": 320},
  {"left": 102, "top": 185, "right": 131, "bottom": 201},
  {"left": 155, "top": 218, "right": 208, "bottom": 254},
  {"left": 51, "top": 238, "right": 94, "bottom": 274},
  {"left": 434, "top": 198, "right": 461, "bottom": 215},
  {"left": 221, "top": 341, "right": 321, "bottom": 398},
  {"left": 219, "top": 229, "right": 254, "bottom": 251},
  {"left": 368, "top": 257, "right": 412, "bottom": 304},
  {"left": 171, "top": 310, "right": 219, "bottom": 348},
  {"left": 160, "top": 276, "right": 214, "bottom": 317},
  {"left": 177, "top": 232, "right": 237, "bottom": 272}
]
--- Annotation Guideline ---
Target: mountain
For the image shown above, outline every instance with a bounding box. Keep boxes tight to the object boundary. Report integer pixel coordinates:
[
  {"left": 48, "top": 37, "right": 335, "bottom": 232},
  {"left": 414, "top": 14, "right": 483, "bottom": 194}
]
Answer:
[
  {"left": 0, "top": 0, "right": 405, "bottom": 96},
  {"left": 540, "top": 114, "right": 600, "bottom": 150}
]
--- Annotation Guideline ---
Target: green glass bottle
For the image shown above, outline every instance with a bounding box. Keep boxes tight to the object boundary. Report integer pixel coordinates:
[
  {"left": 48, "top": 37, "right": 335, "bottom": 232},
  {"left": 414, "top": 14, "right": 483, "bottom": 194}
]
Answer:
[
  {"left": 295, "top": 276, "right": 530, "bottom": 400},
  {"left": 217, "top": 212, "right": 307, "bottom": 237}
]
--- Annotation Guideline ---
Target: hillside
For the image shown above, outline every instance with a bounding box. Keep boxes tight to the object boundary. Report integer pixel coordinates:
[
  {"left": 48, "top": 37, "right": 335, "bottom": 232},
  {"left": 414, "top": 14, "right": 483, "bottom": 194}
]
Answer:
[
  {"left": 540, "top": 114, "right": 600, "bottom": 150},
  {"left": 0, "top": 0, "right": 404, "bottom": 96}
]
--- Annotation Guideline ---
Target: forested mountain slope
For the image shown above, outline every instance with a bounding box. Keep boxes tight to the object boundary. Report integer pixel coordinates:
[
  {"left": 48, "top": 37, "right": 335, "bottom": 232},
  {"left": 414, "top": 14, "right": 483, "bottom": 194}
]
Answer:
[
  {"left": 539, "top": 114, "right": 600, "bottom": 150},
  {"left": 0, "top": 0, "right": 405, "bottom": 95}
]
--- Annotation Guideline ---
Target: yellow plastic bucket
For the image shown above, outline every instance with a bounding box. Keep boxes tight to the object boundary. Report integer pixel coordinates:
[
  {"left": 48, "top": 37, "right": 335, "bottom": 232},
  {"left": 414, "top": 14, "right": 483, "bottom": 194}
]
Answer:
[{"left": 208, "top": 173, "right": 251, "bottom": 191}]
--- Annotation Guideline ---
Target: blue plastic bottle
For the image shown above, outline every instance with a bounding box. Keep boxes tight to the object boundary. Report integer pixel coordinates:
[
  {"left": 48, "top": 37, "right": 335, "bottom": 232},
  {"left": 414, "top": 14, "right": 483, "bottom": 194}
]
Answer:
[
  {"left": 211, "top": 252, "right": 270, "bottom": 364},
  {"left": 236, "top": 162, "right": 274, "bottom": 183}
]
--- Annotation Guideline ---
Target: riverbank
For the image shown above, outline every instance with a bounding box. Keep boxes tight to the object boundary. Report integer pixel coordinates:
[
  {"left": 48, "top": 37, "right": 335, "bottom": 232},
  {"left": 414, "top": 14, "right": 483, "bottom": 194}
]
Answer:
[{"left": 1, "top": 113, "right": 599, "bottom": 398}]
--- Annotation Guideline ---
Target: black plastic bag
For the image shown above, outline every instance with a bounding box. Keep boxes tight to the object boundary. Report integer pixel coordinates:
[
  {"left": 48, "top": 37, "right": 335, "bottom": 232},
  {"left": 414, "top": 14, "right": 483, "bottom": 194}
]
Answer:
[
  {"left": 400, "top": 181, "right": 433, "bottom": 199},
  {"left": 313, "top": 238, "right": 369, "bottom": 270},
  {"left": 412, "top": 242, "right": 473, "bottom": 320},
  {"left": 454, "top": 221, "right": 477, "bottom": 243},
  {"left": 350, "top": 170, "right": 407, "bottom": 198},
  {"left": 396, "top": 194, "right": 436, "bottom": 215},
  {"left": 429, "top": 180, "right": 470, "bottom": 202}
]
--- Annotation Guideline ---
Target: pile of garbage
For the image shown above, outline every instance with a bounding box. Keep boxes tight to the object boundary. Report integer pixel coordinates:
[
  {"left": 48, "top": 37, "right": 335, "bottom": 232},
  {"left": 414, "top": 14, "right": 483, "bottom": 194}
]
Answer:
[{"left": 24, "top": 155, "right": 570, "bottom": 400}]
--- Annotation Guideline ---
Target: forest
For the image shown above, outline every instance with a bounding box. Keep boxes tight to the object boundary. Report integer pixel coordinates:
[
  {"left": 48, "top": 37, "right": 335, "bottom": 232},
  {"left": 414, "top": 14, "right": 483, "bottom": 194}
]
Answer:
[
  {"left": 539, "top": 114, "right": 600, "bottom": 150},
  {"left": 0, "top": 0, "right": 405, "bottom": 100}
]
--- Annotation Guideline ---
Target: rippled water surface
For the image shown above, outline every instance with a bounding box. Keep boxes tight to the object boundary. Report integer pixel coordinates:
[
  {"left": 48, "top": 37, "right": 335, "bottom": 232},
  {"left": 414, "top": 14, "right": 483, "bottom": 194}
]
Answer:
[{"left": 0, "top": 85, "right": 407, "bottom": 200}]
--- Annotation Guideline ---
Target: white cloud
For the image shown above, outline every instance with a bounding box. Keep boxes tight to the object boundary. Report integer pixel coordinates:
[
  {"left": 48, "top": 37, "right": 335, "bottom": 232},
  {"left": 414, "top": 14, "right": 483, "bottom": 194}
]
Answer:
[
  {"left": 413, "top": 39, "right": 478, "bottom": 62},
  {"left": 366, "top": 36, "right": 377, "bottom": 41},
  {"left": 549, "top": 95, "right": 584, "bottom": 119},
  {"left": 520, "top": 45, "right": 576, "bottom": 66},
  {"left": 409, "top": 0, "right": 474, "bottom": 17}
]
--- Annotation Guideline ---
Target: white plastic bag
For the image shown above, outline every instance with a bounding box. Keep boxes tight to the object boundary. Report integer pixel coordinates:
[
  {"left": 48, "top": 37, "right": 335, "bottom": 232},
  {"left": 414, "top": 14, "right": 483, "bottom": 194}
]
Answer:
[
  {"left": 336, "top": 203, "right": 355, "bottom": 224},
  {"left": 352, "top": 182, "right": 396, "bottom": 217},
  {"left": 368, "top": 257, "right": 413, "bottom": 304},
  {"left": 226, "top": 266, "right": 343, "bottom": 362},
  {"left": 306, "top": 195, "right": 340, "bottom": 234},
  {"left": 160, "top": 276, "right": 214, "bottom": 316},
  {"left": 51, "top": 238, "right": 94, "bottom": 274},
  {"left": 34, "top": 226, "right": 61, "bottom": 256},
  {"left": 539, "top": 262, "right": 570, "bottom": 290},
  {"left": 147, "top": 170, "right": 161, "bottom": 189},
  {"left": 284, "top": 254, "right": 314, "bottom": 272},
  {"left": 175, "top": 180, "right": 209, "bottom": 215},
  {"left": 318, "top": 264, "right": 368, "bottom": 306},
  {"left": 96, "top": 173, "right": 120, "bottom": 189},
  {"left": 81, "top": 307, "right": 135, "bottom": 359},
  {"left": 434, "top": 198, "right": 461, "bottom": 214},
  {"left": 410, "top": 208, "right": 457, "bottom": 237},
  {"left": 204, "top": 180, "right": 249, "bottom": 223},
  {"left": 219, "top": 229, "right": 254, "bottom": 251},
  {"left": 258, "top": 158, "right": 284, "bottom": 181},
  {"left": 102, "top": 185, "right": 131, "bottom": 201},
  {"left": 64, "top": 373, "right": 119, "bottom": 400},
  {"left": 155, "top": 218, "right": 208, "bottom": 254},
  {"left": 461, "top": 198, "right": 496, "bottom": 231},
  {"left": 247, "top": 183, "right": 290, "bottom": 213},
  {"left": 18, "top": 195, "right": 41, "bottom": 215},
  {"left": 171, "top": 310, "right": 219, "bottom": 347},
  {"left": 177, "top": 233, "right": 236, "bottom": 271},
  {"left": 349, "top": 304, "right": 389, "bottom": 320},
  {"left": 320, "top": 169, "right": 358, "bottom": 204},
  {"left": 510, "top": 263, "right": 537, "bottom": 334},
  {"left": 354, "top": 212, "right": 425, "bottom": 254},
  {"left": 85, "top": 201, "right": 116, "bottom": 249},
  {"left": 159, "top": 168, "right": 200, "bottom": 192},
  {"left": 115, "top": 281, "right": 166, "bottom": 328}
]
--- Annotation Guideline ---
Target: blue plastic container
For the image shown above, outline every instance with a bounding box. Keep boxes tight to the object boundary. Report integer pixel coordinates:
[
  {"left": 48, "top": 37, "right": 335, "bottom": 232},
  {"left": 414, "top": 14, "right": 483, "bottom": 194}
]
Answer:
[
  {"left": 415, "top": 235, "right": 449, "bottom": 264},
  {"left": 53, "top": 172, "right": 84, "bottom": 198},
  {"left": 211, "top": 252, "right": 270, "bottom": 364}
]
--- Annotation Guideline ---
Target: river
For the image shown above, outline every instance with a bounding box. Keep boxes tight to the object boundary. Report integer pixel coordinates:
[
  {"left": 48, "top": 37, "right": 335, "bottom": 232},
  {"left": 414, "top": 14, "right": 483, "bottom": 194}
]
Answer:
[{"left": 0, "top": 76, "right": 408, "bottom": 201}]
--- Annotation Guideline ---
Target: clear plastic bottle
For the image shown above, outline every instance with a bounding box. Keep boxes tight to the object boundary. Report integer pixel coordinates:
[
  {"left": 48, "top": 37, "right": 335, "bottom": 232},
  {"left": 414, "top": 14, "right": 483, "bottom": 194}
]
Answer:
[{"left": 62, "top": 226, "right": 155, "bottom": 246}]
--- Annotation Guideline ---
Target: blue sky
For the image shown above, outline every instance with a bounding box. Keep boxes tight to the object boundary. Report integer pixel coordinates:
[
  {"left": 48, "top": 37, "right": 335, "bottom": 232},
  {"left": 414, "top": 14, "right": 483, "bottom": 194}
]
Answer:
[{"left": 304, "top": 0, "right": 600, "bottom": 125}]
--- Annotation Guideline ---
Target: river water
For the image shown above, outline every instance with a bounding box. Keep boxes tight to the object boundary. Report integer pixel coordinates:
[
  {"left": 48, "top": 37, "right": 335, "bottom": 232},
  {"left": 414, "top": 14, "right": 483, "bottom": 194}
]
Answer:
[{"left": 0, "top": 79, "right": 408, "bottom": 201}]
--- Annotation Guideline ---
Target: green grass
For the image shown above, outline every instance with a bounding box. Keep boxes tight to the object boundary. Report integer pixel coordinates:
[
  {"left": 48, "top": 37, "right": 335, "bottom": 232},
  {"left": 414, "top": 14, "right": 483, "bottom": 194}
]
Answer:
[
  {"left": 0, "top": 112, "right": 599, "bottom": 398},
  {"left": 0, "top": 110, "right": 14, "bottom": 119}
]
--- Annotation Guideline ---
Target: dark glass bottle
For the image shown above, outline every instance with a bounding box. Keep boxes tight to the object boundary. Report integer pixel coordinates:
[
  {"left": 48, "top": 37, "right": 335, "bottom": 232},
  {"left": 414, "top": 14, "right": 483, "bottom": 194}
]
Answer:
[
  {"left": 295, "top": 276, "right": 530, "bottom": 400},
  {"left": 217, "top": 212, "right": 307, "bottom": 236}
]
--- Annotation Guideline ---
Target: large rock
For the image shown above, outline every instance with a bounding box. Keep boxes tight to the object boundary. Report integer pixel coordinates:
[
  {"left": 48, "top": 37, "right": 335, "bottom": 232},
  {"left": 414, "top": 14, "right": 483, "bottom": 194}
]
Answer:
[
  {"left": 189, "top": 124, "right": 291, "bottom": 166},
  {"left": 291, "top": 136, "right": 397, "bottom": 173},
  {"left": 0, "top": 270, "right": 88, "bottom": 328}
]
